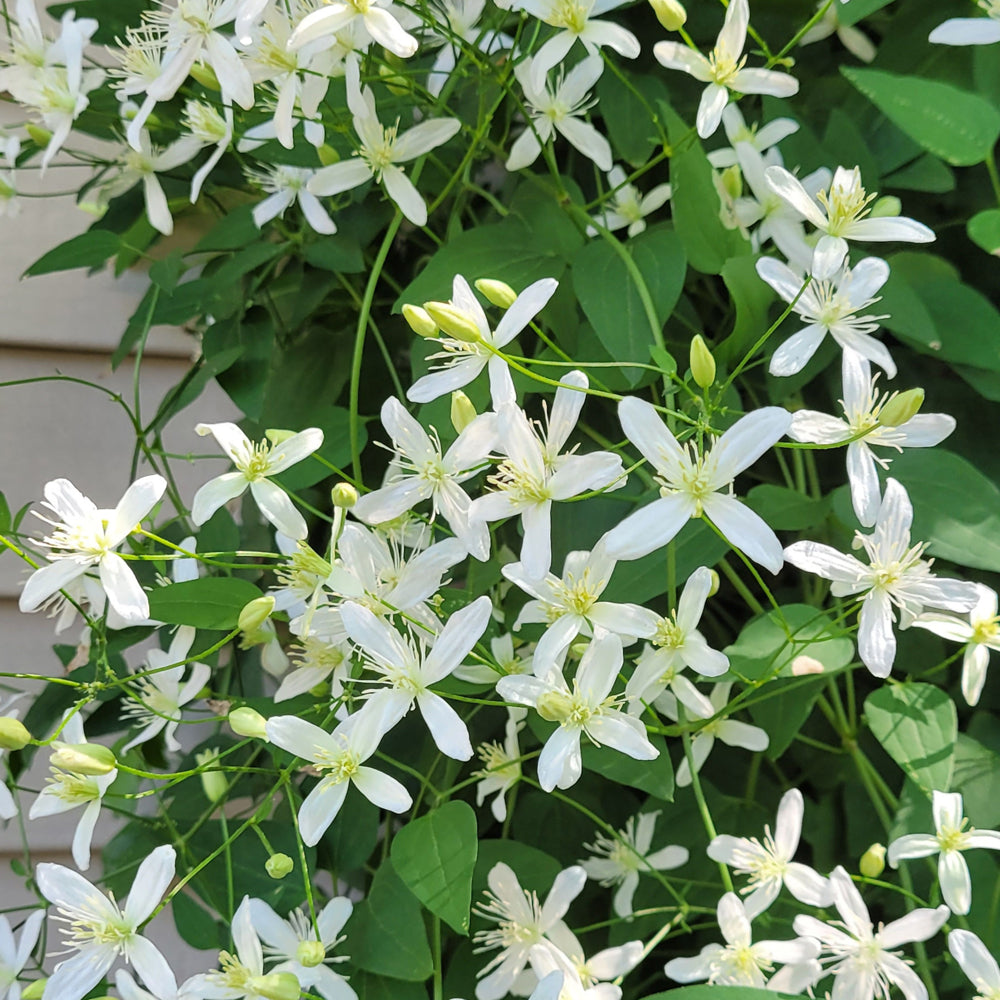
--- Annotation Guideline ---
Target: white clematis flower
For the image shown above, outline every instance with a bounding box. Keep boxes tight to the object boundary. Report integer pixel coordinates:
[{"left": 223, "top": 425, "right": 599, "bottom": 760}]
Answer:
[
  {"left": 473, "top": 862, "right": 586, "bottom": 1000},
  {"left": 793, "top": 866, "right": 948, "bottom": 1000},
  {"left": 784, "top": 478, "right": 980, "bottom": 677},
  {"left": 37, "top": 845, "right": 177, "bottom": 1000},
  {"left": 0, "top": 909, "right": 44, "bottom": 1000},
  {"left": 706, "top": 105, "right": 799, "bottom": 169},
  {"left": 888, "top": 790, "right": 1000, "bottom": 916},
  {"left": 949, "top": 930, "right": 1000, "bottom": 1000},
  {"left": 665, "top": 891, "right": 819, "bottom": 988},
  {"left": 580, "top": 811, "right": 688, "bottom": 919},
  {"left": 507, "top": 55, "right": 612, "bottom": 173},
  {"left": 340, "top": 596, "right": 493, "bottom": 760},
  {"left": 193, "top": 423, "right": 323, "bottom": 540},
  {"left": 474, "top": 707, "right": 527, "bottom": 823},
  {"left": 929, "top": 3, "right": 1000, "bottom": 46},
  {"left": 249, "top": 164, "right": 338, "bottom": 235},
  {"left": 20, "top": 475, "right": 167, "bottom": 626},
  {"left": 653, "top": 0, "right": 798, "bottom": 139},
  {"left": 587, "top": 165, "right": 672, "bottom": 239},
  {"left": 497, "top": 633, "right": 658, "bottom": 792},
  {"left": 756, "top": 255, "right": 896, "bottom": 377},
  {"left": 425, "top": 0, "right": 514, "bottom": 97},
  {"left": 530, "top": 930, "right": 642, "bottom": 999},
  {"left": 602, "top": 398, "right": 791, "bottom": 573},
  {"left": 288, "top": 0, "right": 418, "bottom": 57},
  {"left": 911, "top": 583, "right": 1000, "bottom": 706},
  {"left": 800, "top": 1, "right": 877, "bottom": 62},
  {"left": 707, "top": 788, "right": 834, "bottom": 919},
  {"left": 308, "top": 59, "right": 460, "bottom": 226},
  {"left": 789, "top": 351, "right": 955, "bottom": 526},
  {"left": 265, "top": 711, "right": 412, "bottom": 846},
  {"left": 765, "top": 164, "right": 935, "bottom": 279},
  {"left": 408, "top": 274, "right": 559, "bottom": 405}
]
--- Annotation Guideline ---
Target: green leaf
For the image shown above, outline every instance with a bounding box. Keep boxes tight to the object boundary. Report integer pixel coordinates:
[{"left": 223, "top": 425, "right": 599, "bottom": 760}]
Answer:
[
  {"left": 352, "top": 973, "right": 428, "bottom": 1000},
  {"left": 149, "top": 251, "right": 188, "bottom": 294},
  {"left": 391, "top": 801, "right": 478, "bottom": 935},
  {"left": 718, "top": 255, "right": 778, "bottom": 364},
  {"left": 346, "top": 859, "right": 433, "bottom": 981},
  {"left": 24, "top": 230, "right": 121, "bottom": 276},
  {"left": 303, "top": 237, "right": 365, "bottom": 274},
  {"left": 194, "top": 207, "right": 260, "bottom": 252},
  {"left": 473, "top": 841, "right": 562, "bottom": 897},
  {"left": 147, "top": 578, "right": 264, "bottom": 630},
  {"left": 596, "top": 72, "right": 670, "bottom": 166},
  {"left": 884, "top": 154, "right": 955, "bottom": 193},
  {"left": 582, "top": 734, "right": 673, "bottom": 800},
  {"left": 749, "top": 674, "right": 828, "bottom": 761},
  {"left": 745, "top": 485, "right": 829, "bottom": 532},
  {"left": 953, "top": 734, "right": 1000, "bottom": 828},
  {"left": 664, "top": 107, "right": 748, "bottom": 274},
  {"left": 841, "top": 66, "right": 1000, "bottom": 167},
  {"left": 969, "top": 209, "right": 1000, "bottom": 255},
  {"left": 172, "top": 890, "right": 223, "bottom": 952},
  {"left": 571, "top": 226, "right": 685, "bottom": 386},
  {"left": 865, "top": 683, "right": 957, "bottom": 794},
  {"left": 0, "top": 492, "right": 10, "bottom": 534}
]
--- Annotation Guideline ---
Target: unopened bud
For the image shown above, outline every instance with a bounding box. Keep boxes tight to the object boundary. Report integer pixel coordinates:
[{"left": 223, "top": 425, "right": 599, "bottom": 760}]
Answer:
[
  {"left": 0, "top": 717, "right": 31, "bottom": 750},
  {"left": 649, "top": 0, "right": 686, "bottom": 30},
  {"left": 25, "top": 124, "right": 52, "bottom": 147},
  {"left": 878, "top": 388, "right": 923, "bottom": 428},
  {"left": 317, "top": 144, "right": 339, "bottom": 167},
  {"left": 536, "top": 691, "right": 573, "bottom": 724},
  {"left": 265, "top": 428, "right": 296, "bottom": 445},
  {"left": 239, "top": 596, "right": 275, "bottom": 634},
  {"left": 189, "top": 63, "right": 221, "bottom": 91},
  {"left": 791, "top": 655, "right": 824, "bottom": 676},
  {"left": 450, "top": 391, "right": 478, "bottom": 433},
  {"left": 21, "top": 980, "right": 46, "bottom": 1000},
  {"left": 423, "top": 302, "right": 481, "bottom": 343},
  {"left": 196, "top": 748, "right": 227, "bottom": 803},
  {"left": 719, "top": 163, "right": 742, "bottom": 201},
  {"left": 296, "top": 940, "right": 326, "bottom": 967},
  {"left": 229, "top": 707, "right": 268, "bottom": 740},
  {"left": 402, "top": 303, "right": 438, "bottom": 338},
  {"left": 256, "top": 973, "right": 300, "bottom": 1000},
  {"left": 475, "top": 278, "right": 517, "bottom": 309},
  {"left": 860, "top": 843, "right": 886, "bottom": 878},
  {"left": 870, "top": 196, "right": 902, "bottom": 219},
  {"left": 331, "top": 483, "right": 358, "bottom": 509},
  {"left": 378, "top": 61, "right": 409, "bottom": 96},
  {"left": 689, "top": 335, "right": 716, "bottom": 389},
  {"left": 51, "top": 743, "right": 116, "bottom": 776},
  {"left": 266, "top": 853, "right": 294, "bottom": 879},
  {"left": 706, "top": 568, "right": 720, "bottom": 598}
]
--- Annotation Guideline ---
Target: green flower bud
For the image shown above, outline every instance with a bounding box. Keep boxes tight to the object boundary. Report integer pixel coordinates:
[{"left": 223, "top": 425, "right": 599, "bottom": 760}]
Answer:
[
  {"left": 266, "top": 853, "right": 294, "bottom": 879},
  {"left": 317, "top": 144, "right": 339, "bottom": 167},
  {"left": 450, "top": 391, "right": 478, "bottom": 434},
  {"left": 475, "top": 278, "right": 517, "bottom": 309},
  {"left": 423, "top": 302, "right": 481, "bottom": 343},
  {"left": 25, "top": 124, "right": 52, "bottom": 147},
  {"left": 378, "top": 60, "right": 410, "bottom": 97},
  {"left": 706, "top": 568, "right": 720, "bottom": 598},
  {"left": 719, "top": 163, "right": 742, "bottom": 201},
  {"left": 0, "top": 717, "right": 31, "bottom": 751},
  {"left": 21, "top": 980, "right": 46, "bottom": 1000},
  {"left": 229, "top": 707, "right": 268, "bottom": 740},
  {"left": 189, "top": 63, "right": 221, "bottom": 92},
  {"left": 256, "top": 973, "right": 301, "bottom": 1000},
  {"left": 331, "top": 483, "right": 358, "bottom": 509},
  {"left": 878, "top": 388, "right": 924, "bottom": 428},
  {"left": 51, "top": 743, "right": 116, "bottom": 776},
  {"left": 402, "top": 304, "right": 438, "bottom": 338},
  {"left": 860, "top": 843, "right": 886, "bottom": 878},
  {"left": 689, "top": 334, "right": 716, "bottom": 389},
  {"left": 536, "top": 691, "right": 573, "bottom": 723},
  {"left": 265, "top": 428, "right": 296, "bottom": 445},
  {"left": 296, "top": 940, "right": 326, "bottom": 967},
  {"left": 870, "top": 196, "right": 902, "bottom": 219},
  {"left": 649, "top": 0, "right": 686, "bottom": 30},
  {"left": 239, "top": 596, "right": 275, "bottom": 634},
  {"left": 196, "top": 748, "right": 227, "bottom": 803}
]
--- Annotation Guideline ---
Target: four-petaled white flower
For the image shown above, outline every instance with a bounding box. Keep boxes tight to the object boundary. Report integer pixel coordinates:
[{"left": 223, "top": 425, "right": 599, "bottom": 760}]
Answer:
[
  {"left": 653, "top": 0, "right": 799, "bottom": 138},
  {"left": 756, "top": 255, "right": 896, "bottom": 377},
  {"left": 784, "top": 478, "right": 980, "bottom": 677},
  {"left": 193, "top": 422, "right": 323, "bottom": 540},
  {"left": 665, "top": 891, "right": 819, "bottom": 988},
  {"left": 497, "top": 632, "right": 658, "bottom": 792},
  {"left": 265, "top": 711, "right": 412, "bottom": 846},
  {"left": 20, "top": 476, "right": 167, "bottom": 626},
  {"left": 580, "top": 810, "right": 688, "bottom": 918},
  {"left": 706, "top": 105, "right": 799, "bottom": 169},
  {"left": 912, "top": 583, "right": 1000, "bottom": 706},
  {"left": 474, "top": 707, "right": 526, "bottom": 823},
  {"left": 247, "top": 896, "right": 356, "bottom": 1000},
  {"left": 765, "top": 164, "right": 935, "bottom": 279},
  {"left": 888, "top": 790, "right": 1000, "bottom": 916},
  {"left": 707, "top": 788, "right": 833, "bottom": 919},
  {"left": 308, "top": 59, "right": 460, "bottom": 226},
  {"left": 249, "top": 164, "right": 338, "bottom": 235},
  {"left": 352, "top": 397, "right": 496, "bottom": 561},
  {"left": 587, "top": 165, "right": 672, "bottom": 239},
  {"left": 789, "top": 351, "right": 955, "bottom": 526},
  {"left": 407, "top": 274, "right": 559, "bottom": 405},
  {"left": 36, "top": 845, "right": 177, "bottom": 1000},
  {"left": 793, "top": 866, "right": 949, "bottom": 1000},
  {"left": 507, "top": 56, "right": 612, "bottom": 173},
  {"left": 289, "top": 0, "right": 419, "bottom": 57},
  {"left": 473, "top": 862, "right": 586, "bottom": 1000},
  {"left": 603, "top": 398, "right": 791, "bottom": 573},
  {"left": 340, "top": 596, "right": 493, "bottom": 760}
]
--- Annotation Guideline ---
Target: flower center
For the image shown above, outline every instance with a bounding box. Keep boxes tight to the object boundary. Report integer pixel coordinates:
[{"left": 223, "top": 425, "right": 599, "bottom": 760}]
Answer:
[
  {"left": 817, "top": 168, "right": 877, "bottom": 236},
  {"left": 550, "top": 0, "right": 590, "bottom": 33},
  {"left": 313, "top": 743, "right": 361, "bottom": 783},
  {"left": 654, "top": 616, "right": 684, "bottom": 649},
  {"left": 360, "top": 123, "right": 399, "bottom": 176},
  {"left": 707, "top": 49, "right": 747, "bottom": 87},
  {"left": 937, "top": 818, "right": 972, "bottom": 854}
]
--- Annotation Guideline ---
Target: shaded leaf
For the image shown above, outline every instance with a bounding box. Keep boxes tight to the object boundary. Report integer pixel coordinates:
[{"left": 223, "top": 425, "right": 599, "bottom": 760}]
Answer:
[{"left": 147, "top": 578, "right": 264, "bottom": 630}]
